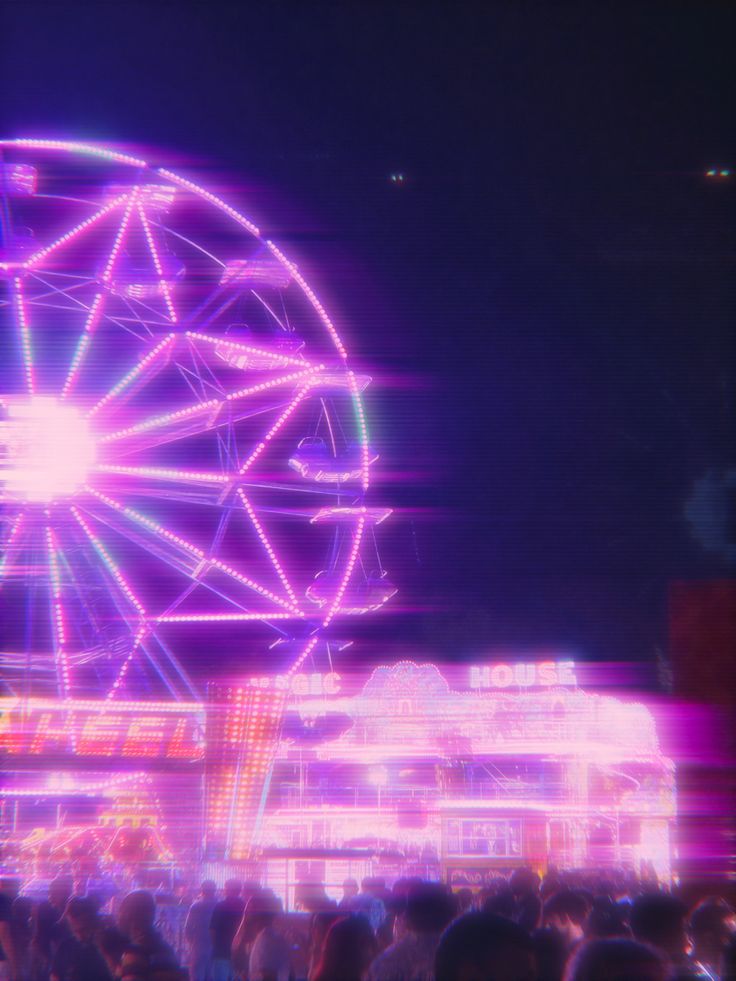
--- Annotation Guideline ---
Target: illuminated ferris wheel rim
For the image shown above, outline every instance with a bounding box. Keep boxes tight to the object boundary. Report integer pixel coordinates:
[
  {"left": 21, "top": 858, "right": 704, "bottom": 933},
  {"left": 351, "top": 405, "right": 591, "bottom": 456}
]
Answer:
[
  {"left": 0, "top": 137, "right": 391, "bottom": 698},
  {"left": 0, "top": 137, "right": 370, "bottom": 456}
]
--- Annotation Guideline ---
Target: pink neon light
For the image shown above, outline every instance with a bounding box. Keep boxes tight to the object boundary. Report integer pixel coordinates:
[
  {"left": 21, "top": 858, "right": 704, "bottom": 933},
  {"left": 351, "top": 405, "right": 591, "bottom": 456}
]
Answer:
[
  {"left": 102, "top": 190, "right": 139, "bottom": 281},
  {"left": 87, "top": 333, "right": 176, "bottom": 418},
  {"left": 137, "top": 201, "right": 178, "bottom": 323},
  {"left": 323, "top": 515, "right": 365, "bottom": 628},
  {"left": 185, "top": 330, "right": 313, "bottom": 370},
  {"left": 97, "top": 396, "right": 221, "bottom": 443},
  {"left": 239, "top": 386, "right": 312, "bottom": 474},
  {"left": 98, "top": 366, "right": 318, "bottom": 445},
  {"left": 85, "top": 487, "right": 206, "bottom": 559},
  {"left": 156, "top": 167, "right": 260, "bottom": 236},
  {"left": 0, "top": 513, "right": 24, "bottom": 582},
  {"left": 350, "top": 371, "right": 372, "bottom": 491},
  {"left": 94, "top": 464, "right": 233, "bottom": 484},
  {"left": 209, "top": 557, "right": 303, "bottom": 613},
  {"left": 237, "top": 488, "right": 299, "bottom": 608},
  {"left": 23, "top": 194, "right": 129, "bottom": 269},
  {"left": 3, "top": 694, "right": 202, "bottom": 712},
  {"left": 60, "top": 192, "right": 139, "bottom": 397},
  {"left": 45, "top": 526, "right": 71, "bottom": 697},
  {"left": 310, "top": 506, "right": 392, "bottom": 525},
  {"left": 265, "top": 241, "right": 371, "bottom": 488},
  {"left": 286, "top": 516, "right": 366, "bottom": 678},
  {"left": 71, "top": 507, "right": 146, "bottom": 618},
  {"left": 226, "top": 366, "right": 320, "bottom": 401},
  {"left": 12, "top": 278, "right": 34, "bottom": 394},
  {"left": 2, "top": 140, "right": 380, "bottom": 688},
  {"left": 61, "top": 332, "right": 91, "bottom": 399},
  {"left": 154, "top": 612, "right": 297, "bottom": 623},
  {"left": 265, "top": 241, "right": 347, "bottom": 361},
  {"left": 71, "top": 507, "right": 150, "bottom": 700},
  {"left": 286, "top": 634, "right": 320, "bottom": 678},
  {"left": 1, "top": 138, "right": 149, "bottom": 168},
  {"left": 86, "top": 487, "right": 298, "bottom": 612},
  {"left": 1, "top": 398, "right": 95, "bottom": 502},
  {"left": 104, "top": 626, "right": 147, "bottom": 701}
]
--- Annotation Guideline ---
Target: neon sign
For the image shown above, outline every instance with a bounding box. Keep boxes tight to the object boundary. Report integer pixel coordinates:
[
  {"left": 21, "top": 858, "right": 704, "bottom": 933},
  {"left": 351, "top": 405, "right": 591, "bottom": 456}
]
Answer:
[
  {"left": 246, "top": 671, "right": 342, "bottom": 697},
  {"left": 468, "top": 660, "right": 577, "bottom": 690},
  {"left": 0, "top": 698, "right": 203, "bottom": 761}
]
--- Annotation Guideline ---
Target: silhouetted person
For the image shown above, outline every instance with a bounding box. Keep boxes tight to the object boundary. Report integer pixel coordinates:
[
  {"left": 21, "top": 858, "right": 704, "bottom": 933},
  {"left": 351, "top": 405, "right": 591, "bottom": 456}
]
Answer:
[
  {"left": 307, "top": 911, "right": 342, "bottom": 980},
  {"left": 532, "top": 927, "right": 567, "bottom": 981},
  {"left": 543, "top": 891, "right": 589, "bottom": 950},
  {"left": 584, "top": 897, "right": 630, "bottom": 940},
  {"left": 352, "top": 879, "right": 387, "bottom": 934},
  {"left": 50, "top": 896, "right": 112, "bottom": 981},
  {"left": 0, "top": 877, "right": 20, "bottom": 981},
  {"left": 10, "top": 895, "right": 33, "bottom": 981},
  {"left": 209, "top": 880, "right": 244, "bottom": 981},
  {"left": 118, "top": 890, "right": 181, "bottom": 979},
  {"left": 482, "top": 889, "right": 517, "bottom": 922},
  {"left": 311, "top": 916, "right": 377, "bottom": 981},
  {"left": 34, "top": 874, "right": 74, "bottom": 978},
  {"left": 340, "top": 880, "right": 359, "bottom": 910},
  {"left": 563, "top": 937, "right": 668, "bottom": 981},
  {"left": 236, "top": 891, "right": 289, "bottom": 981},
  {"left": 184, "top": 881, "right": 217, "bottom": 981},
  {"left": 510, "top": 869, "right": 542, "bottom": 934},
  {"left": 435, "top": 912, "right": 537, "bottom": 981},
  {"left": 369, "top": 882, "right": 456, "bottom": 981},
  {"left": 689, "top": 897, "right": 735, "bottom": 980},
  {"left": 630, "top": 894, "right": 691, "bottom": 977}
]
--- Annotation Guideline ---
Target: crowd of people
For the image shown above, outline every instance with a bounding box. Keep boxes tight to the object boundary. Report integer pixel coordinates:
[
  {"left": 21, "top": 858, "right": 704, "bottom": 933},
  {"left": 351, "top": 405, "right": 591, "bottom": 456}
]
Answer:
[{"left": 1, "top": 867, "right": 735, "bottom": 981}]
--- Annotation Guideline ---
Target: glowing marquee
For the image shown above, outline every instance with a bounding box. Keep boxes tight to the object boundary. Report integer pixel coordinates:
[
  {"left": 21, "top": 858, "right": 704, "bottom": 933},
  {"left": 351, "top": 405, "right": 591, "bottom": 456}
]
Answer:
[
  {"left": 468, "top": 659, "right": 577, "bottom": 690},
  {"left": 0, "top": 697, "right": 204, "bottom": 761}
]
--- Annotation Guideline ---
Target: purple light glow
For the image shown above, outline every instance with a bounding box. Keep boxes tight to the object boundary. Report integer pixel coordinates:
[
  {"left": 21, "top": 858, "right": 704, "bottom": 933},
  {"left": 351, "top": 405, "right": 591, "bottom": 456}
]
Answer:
[{"left": 0, "top": 138, "right": 389, "bottom": 706}]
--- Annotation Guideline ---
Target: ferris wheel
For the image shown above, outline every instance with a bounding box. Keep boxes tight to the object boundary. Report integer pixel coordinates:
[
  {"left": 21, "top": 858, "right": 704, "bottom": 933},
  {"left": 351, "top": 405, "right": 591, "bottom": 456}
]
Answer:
[{"left": 0, "top": 139, "right": 394, "bottom": 702}]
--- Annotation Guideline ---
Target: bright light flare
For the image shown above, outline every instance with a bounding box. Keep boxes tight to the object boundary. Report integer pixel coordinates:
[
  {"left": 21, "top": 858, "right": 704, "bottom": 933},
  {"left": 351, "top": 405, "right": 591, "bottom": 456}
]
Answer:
[{"left": 0, "top": 397, "right": 95, "bottom": 502}]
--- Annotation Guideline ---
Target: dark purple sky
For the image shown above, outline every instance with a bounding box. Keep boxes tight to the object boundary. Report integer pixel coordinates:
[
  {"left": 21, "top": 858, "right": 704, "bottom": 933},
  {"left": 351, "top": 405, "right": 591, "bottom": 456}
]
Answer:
[{"left": 1, "top": 1, "right": 733, "bottom": 669}]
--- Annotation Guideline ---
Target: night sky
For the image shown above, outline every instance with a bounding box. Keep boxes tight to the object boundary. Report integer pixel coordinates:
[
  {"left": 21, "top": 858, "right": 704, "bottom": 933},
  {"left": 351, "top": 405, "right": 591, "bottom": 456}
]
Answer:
[{"left": 1, "top": 1, "right": 733, "bottom": 671}]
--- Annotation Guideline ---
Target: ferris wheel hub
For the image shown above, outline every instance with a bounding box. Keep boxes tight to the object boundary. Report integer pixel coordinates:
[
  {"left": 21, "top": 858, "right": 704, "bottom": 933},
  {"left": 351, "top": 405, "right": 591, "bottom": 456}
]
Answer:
[{"left": 0, "top": 396, "right": 95, "bottom": 503}]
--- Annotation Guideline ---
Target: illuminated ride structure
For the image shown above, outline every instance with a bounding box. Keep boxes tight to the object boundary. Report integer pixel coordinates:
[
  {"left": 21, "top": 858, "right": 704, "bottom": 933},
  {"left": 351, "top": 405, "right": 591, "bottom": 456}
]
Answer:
[
  {"left": 0, "top": 143, "right": 676, "bottom": 894},
  {"left": 0, "top": 139, "right": 392, "bottom": 874},
  {"left": 249, "top": 661, "right": 676, "bottom": 902}
]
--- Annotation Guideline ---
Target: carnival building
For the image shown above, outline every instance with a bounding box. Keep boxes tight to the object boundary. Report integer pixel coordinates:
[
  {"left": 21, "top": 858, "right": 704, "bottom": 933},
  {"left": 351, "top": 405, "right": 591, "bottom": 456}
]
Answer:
[{"left": 203, "top": 659, "right": 675, "bottom": 902}]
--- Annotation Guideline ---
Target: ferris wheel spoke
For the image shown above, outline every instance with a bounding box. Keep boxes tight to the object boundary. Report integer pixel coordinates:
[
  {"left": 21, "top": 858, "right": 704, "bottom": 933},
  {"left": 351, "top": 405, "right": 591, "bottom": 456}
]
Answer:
[
  {"left": 320, "top": 515, "right": 365, "bottom": 627},
  {"left": 11, "top": 277, "right": 35, "bottom": 394},
  {"left": 92, "top": 464, "right": 236, "bottom": 487},
  {"left": 61, "top": 190, "right": 140, "bottom": 399},
  {"left": 237, "top": 487, "right": 299, "bottom": 609},
  {"left": 139, "top": 630, "right": 200, "bottom": 701},
  {"left": 0, "top": 513, "right": 25, "bottom": 585},
  {"left": 82, "top": 487, "right": 205, "bottom": 570},
  {"left": 97, "top": 366, "right": 320, "bottom": 448},
  {"left": 83, "top": 485, "right": 301, "bottom": 614},
  {"left": 54, "top": 527, "right": 139, "bottom": 678},
  {"left": 208, "top": 555, "right": 303, "bottom": 614},
  {"left": 239, "top": 386, "right": 313, "bottom": 475},
  {"left": 86, "top": 333, "right": 177, "bottom": 419},
  {"left": 185, "top": 330, "right": 318, "bottom": 371},
  {"left": 23, "top": 193, "right": 130, "bottom": 269},
  {"left": 154, "top": 612, "right": 297, "bottom": 623},
  {"left": 149, "top": 554, "right": 293, "bottom": 623},
  {"left": 137, "top": 201, "right": 178, "bottom": 323},
  {"left": 87, "top": 487, "right": 302, "bottom": 616},
  {"left": 45, "top": 526, "right": 72, "bottom": 699},
  {"left": 70, "top": 506, "right": 147, "bottom": 621}
]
